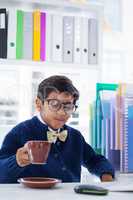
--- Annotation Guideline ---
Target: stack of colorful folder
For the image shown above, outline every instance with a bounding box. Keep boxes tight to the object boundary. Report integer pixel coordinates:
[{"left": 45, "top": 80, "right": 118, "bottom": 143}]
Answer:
[{"left": 90, "top": 83, "right": 133, "bottom": 172}]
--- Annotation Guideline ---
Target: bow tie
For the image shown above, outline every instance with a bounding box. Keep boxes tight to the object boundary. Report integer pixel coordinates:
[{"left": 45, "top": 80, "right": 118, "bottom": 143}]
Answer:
[{"left": 47, "top": 130, "right": 68, "bottom": 143}]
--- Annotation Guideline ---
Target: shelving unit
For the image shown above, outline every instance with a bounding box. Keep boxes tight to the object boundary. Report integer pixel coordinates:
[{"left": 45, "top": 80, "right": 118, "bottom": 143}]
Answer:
[{"left": 0, "top": 0, "right": 103, "bottom": 144}]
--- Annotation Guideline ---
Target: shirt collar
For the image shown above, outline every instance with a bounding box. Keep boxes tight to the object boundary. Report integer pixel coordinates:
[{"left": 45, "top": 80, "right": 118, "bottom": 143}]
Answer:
[
  {"left": 36, "top": 113, "right": 61, "bottom": 133},
  {"left": 37, "top": 112, "right": 46, "bottom": 125}
]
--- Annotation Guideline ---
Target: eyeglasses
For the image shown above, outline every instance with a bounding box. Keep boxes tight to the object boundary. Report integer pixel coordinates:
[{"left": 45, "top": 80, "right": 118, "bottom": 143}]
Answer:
[{"left": 46, "top": 99, "right": 78, "bottom": 115}]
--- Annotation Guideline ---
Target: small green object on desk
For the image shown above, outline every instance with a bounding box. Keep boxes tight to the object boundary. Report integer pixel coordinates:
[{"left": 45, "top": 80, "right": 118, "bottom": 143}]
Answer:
[{"left": 74, "top": 184, "right": 109, "bottom": 195}]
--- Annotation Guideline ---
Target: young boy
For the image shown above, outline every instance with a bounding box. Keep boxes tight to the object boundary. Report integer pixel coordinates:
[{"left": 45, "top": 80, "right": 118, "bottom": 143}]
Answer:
[{"left": 0, "top": 75, "right": 114, "bottom": 183}]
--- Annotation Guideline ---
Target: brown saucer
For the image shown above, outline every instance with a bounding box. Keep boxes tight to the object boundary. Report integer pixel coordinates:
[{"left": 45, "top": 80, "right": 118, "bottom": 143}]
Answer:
[{"left": 18, "top": 177, "right": 61, "bottom": 188}]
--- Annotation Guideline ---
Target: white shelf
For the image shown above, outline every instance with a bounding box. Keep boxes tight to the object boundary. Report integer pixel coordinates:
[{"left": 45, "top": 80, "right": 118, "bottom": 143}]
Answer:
[
  {"left": 0, "top": 105, "right": 18, "bottom": 110},
  {"left": 0, "top": 59, "right": 100, "bottom": 70}
]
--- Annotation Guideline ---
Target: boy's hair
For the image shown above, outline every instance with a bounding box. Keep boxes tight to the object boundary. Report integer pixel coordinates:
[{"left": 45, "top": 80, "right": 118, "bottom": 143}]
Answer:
[{"left": 37, "top": 75, "right": 79, "bottom": 105}]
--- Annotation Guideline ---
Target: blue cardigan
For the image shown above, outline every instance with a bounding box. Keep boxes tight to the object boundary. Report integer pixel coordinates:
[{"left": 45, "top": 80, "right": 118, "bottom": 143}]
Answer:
[{"left": 0, "top": 116, "right": 114, "bottom": 183}]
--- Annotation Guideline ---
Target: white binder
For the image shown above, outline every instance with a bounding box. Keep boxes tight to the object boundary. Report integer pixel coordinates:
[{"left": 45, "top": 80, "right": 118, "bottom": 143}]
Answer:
[
  {"left": 88, "top": 18, "right": 98, "bottom": 64},
  {"left": 23, "top": 12, "right": 33, "bottom": 60},
  {"left": 81, "top": 17, "right": 88, "bottom": 65},
  {"left": 46, "top": 12, "right": 52, "bottom": 62},
  {"left": 51, "top": 14, "right": 63, "bottom": 62},
  {"left": 7, "top": 8, "right": 17, "bottom": 59},
  {"left": 74, "top": 17, "right": 81, "bottom": 64},
  {"left": 63, "top": 16, "right": 74, "bottom": 63}
]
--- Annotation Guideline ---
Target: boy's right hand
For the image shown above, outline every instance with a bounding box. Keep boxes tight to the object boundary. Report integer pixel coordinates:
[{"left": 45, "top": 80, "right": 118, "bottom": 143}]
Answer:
[{"left": 16, "top": 146, "right": 31, "bottom": 167}]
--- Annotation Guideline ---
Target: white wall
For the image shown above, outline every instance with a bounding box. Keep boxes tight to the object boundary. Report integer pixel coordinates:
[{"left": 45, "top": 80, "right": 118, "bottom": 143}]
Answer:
[{"left": 122, "top": 0, "right": 133, "bottom": 82}]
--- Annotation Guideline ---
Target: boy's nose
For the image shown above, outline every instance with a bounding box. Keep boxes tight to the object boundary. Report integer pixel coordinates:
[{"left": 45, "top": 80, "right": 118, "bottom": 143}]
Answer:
[{"left": 56, "top": 106, "right": 67, "bottom": 116}]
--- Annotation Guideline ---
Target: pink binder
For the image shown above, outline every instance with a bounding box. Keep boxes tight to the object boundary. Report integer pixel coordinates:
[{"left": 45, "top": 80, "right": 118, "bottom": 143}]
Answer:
[{"left": 40, "top": 12, "right": 46, "bottom": 61}]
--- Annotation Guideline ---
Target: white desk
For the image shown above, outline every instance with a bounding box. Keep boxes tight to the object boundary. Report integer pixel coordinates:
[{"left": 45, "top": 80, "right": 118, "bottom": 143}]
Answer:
[{"left": 0, "top": 174, "right": 133, "bottom": 200}]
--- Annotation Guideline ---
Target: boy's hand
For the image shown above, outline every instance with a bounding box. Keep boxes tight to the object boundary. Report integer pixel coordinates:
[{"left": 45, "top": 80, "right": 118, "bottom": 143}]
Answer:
[
  {"left": 101, "top": 174, "right": 113, "bottom": 182},
  {"left": 16, "top": 146, "right": 31, "bottom": 167}
]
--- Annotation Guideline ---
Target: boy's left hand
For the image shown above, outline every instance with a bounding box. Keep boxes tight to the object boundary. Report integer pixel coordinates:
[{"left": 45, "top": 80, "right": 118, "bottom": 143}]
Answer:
[{"left": 101, "top": 174, "right": 113, "bottom": 182}]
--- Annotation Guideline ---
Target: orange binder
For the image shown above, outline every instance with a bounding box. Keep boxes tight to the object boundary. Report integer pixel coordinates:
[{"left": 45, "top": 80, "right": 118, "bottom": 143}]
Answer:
[{"left": 33, "top": 10, "right": 40, "bottom": 61}]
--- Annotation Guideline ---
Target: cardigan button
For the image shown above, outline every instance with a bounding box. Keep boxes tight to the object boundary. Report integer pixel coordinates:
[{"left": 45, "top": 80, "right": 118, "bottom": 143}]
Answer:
[
  {"left": 56, "top": 141, "right": 60, "bottom": 146},
  {"left": 62, "top": 166, "right": 67, "bottom": 171},
  {"left": 54, "top": 153, "right": 58, "bottom": 158}
]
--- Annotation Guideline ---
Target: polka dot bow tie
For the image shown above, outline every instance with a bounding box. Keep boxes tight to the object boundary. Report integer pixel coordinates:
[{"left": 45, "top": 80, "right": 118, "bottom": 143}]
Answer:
[{"left": 47, "top": 130, "right": 68, "bottom": 143}]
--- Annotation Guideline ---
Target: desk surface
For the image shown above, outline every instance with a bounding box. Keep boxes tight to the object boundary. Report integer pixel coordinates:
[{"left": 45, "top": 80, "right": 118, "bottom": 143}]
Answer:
[{"left": 0, "top": 174, "right": 133, "bottom": 200}]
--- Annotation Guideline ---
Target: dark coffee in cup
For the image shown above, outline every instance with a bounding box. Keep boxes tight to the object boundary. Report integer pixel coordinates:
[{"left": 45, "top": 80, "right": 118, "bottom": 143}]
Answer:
[{"left": 26, "top": 141, "right": 51, "bottom": 164}]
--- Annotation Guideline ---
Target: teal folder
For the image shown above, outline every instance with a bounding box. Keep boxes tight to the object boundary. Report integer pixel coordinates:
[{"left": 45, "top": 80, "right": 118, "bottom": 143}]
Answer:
[{"left": 95, "top": 83, "right": 118, "bottom": 154}]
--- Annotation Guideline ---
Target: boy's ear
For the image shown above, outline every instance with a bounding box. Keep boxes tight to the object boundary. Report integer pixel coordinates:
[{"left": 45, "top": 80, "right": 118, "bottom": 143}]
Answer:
[{"left": 35, "top": 98, "right": 42, "bottom": 112}]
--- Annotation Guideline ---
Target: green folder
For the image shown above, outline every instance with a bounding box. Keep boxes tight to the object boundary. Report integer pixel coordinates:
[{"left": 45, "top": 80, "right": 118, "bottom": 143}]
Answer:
[
  {"left": 96, "top": 83, "right": 118, "bottom": 100},
  {"left": 16, "top": 10, "right": 24, "bottom": 59}
]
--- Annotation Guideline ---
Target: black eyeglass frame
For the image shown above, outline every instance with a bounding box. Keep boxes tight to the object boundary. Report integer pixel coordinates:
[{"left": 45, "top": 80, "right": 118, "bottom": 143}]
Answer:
[{"left": 45, "top": 99, "right": 78, "bottom": 114}]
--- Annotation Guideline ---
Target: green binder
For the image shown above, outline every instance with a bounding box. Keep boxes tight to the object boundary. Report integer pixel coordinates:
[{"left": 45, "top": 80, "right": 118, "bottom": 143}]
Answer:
[{"left": 16, "top": 10, "right": 24, "bottom": 59}]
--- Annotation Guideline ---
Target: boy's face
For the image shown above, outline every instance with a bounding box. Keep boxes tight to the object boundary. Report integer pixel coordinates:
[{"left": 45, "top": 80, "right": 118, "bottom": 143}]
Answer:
[{"left": 36, "top": 91, "right": 75, "bottom": 130}]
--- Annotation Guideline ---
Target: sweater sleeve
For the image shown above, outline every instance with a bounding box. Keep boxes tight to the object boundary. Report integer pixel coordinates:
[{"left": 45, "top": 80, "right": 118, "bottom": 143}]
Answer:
[
  {"left": 82, "top": 138, "right": 115, "bottom": 179},
  {"left": 0, "top": 127, "right": 28, "bottom": 183}
]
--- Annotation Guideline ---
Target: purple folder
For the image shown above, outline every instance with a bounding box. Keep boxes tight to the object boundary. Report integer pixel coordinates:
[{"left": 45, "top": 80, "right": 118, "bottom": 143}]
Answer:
[{"left": 40, "top": 12, "right": 46, "bottom": 61}]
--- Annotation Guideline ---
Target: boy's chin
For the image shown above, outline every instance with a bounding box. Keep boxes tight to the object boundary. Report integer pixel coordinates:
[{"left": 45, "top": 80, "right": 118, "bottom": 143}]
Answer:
[{"left": 50, "top": 123, "right": 64, "bottom": 130}]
